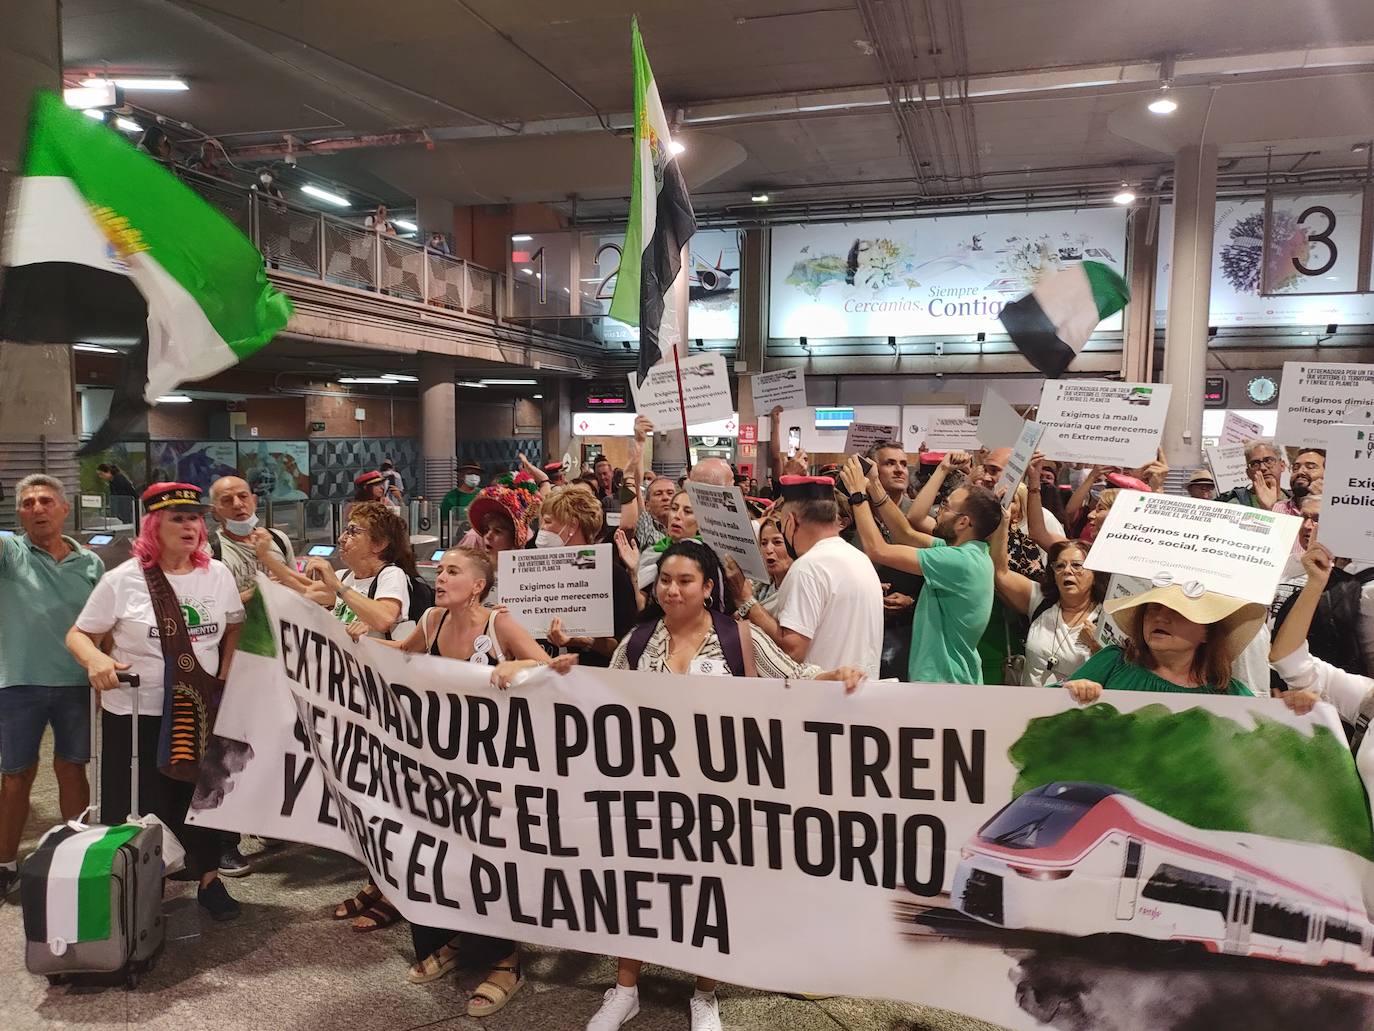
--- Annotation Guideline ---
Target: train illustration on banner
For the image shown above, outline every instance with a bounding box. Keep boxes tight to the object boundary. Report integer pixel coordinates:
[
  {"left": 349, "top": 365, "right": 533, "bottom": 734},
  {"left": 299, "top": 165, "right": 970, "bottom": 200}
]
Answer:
[{"left": 951, "top": 783, "right": 1374, "bottom": 971}]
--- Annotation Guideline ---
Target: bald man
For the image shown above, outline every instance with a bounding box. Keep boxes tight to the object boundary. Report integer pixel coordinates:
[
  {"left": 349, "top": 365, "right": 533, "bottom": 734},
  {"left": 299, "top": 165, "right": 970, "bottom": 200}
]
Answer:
[
  {"left": 689, "top": 457, "right": 735, "bottom": 487},
  {"left": 972, "top": 447, "right": 1013, "bottom": 492},
  {"left": 208, "top": 476, "right": 317, "bottom": 603}
]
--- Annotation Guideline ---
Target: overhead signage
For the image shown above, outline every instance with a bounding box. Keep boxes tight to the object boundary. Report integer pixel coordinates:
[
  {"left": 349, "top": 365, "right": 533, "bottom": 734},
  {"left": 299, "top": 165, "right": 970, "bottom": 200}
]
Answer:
[
  {"left": 769, "top": 208, "right": 1127, "bottom": 339},
  {"left": 1085, "top": 491, "right": 1302, "bottom": 606},
  {"left": 1274, "top": 361, "right": 1374, "bottom": 448},
  {"left": 1037, "top": 381, "right": 1171, "bottom": 468},
  {"left": 749, "top": 367, "right": 808, "bottom": 413}
]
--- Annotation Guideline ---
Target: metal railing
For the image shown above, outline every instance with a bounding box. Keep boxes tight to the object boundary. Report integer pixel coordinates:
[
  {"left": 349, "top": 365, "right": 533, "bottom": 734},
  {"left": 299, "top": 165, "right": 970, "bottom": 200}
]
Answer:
[{"left": 177, "top": 168, "right": 503, "bottom": 320}]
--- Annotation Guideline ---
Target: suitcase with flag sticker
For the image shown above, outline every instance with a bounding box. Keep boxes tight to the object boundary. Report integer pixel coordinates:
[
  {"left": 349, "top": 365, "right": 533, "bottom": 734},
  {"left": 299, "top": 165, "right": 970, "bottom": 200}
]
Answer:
[{"left": 20, "top": 673, "right": 165, "bottom": 988}]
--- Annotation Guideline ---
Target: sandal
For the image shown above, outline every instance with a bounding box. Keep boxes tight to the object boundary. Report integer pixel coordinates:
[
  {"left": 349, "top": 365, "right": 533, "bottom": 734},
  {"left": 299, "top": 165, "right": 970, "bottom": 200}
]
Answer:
[
  {"left": 332, "top": 882, "right": 382, "bottom": 920},
  {"left": 407, "top": 942, "right": 461, "bottom": 984},
  {"left": 467, "top": 962, "right": 524, "bottom": 1017},
  {"left": 350, "top": 896, "right": 401, "bottom": 933}
]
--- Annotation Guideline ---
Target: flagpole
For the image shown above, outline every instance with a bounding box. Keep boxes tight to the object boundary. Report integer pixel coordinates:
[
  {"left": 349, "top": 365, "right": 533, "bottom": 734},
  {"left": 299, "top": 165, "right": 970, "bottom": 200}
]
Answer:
[
  {"left": 670, "top": 242, "right": 692, "bottom": 470},
  {"left": 671, "top": 341, "right": 691, "bottom": 469}
]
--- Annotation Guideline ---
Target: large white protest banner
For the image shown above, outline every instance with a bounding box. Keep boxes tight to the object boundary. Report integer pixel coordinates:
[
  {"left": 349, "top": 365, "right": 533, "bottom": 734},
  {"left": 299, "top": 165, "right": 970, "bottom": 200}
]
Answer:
[
  {"left": 1318, "top": 423, "right": 1374, "bottom": 561},
  {"left": 1084, "top": 491, "right": 1301, "bottom": 605},
  {"left": 924, "top": 415, "right": 981, "bottom": 452},
  {"left": 749, "top": 367, "right": 808, "bottom": 413},
  {"left": 1275, "top": 361, "right": 1374, "bottom": 448},
  {"left": 685, "top": 482, "right": 768, "bottom": 582},
  {"left": 497, "top": 544, "right": 614, "bottom": 639},
  {"left": 976, "top": 389, "right": 1025, "bottom": 450},
  {"left": 901, "top": 405, "right": 966, "bottom": 453},
  {"left": 192, "top": 579, "right": 1374, "bottom": 1031},
  {"left": 1219, "top": 410, "right": 1264, "bottom": 445},
  {"left": 844, "top": 421, "right": 900, "bottom": 455},
  {"left": 630, "top": 351, "right": 734, "bottom": 426},
  {"left": 995, "top": 419, "right": 1045, "bottom": 510},
  {"left": 1037, "top": 381, "right": 1170, "bottom": 468},
  {"left": 1205, "top": 442, "right": 1251, "bottom": 494}
]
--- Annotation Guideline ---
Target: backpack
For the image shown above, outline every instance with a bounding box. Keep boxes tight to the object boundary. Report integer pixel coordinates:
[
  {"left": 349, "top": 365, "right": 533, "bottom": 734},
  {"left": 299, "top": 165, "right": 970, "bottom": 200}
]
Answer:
[
  {"left": 210, "top": 526, "right": 293, "bottom": 564},
  {"left": 625, "top": 609, "right": 757, "bottom": 677},
  {"left": 366, "top": 564, "right": 435, "bottom": 638}
]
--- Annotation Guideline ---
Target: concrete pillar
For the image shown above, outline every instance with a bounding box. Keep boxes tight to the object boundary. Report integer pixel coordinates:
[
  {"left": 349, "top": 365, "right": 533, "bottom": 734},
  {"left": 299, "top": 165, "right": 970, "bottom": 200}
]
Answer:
[
  {"left": 1121, "top": 205, "right": 1159, "bottom": 385},
  {"left": 415, "top": 196, "right": 454, "bottom": 243},
  {"left": 1160, "top": 144, "right": 1218, "bottom": 471},
  {"left": 540, "top": 378, "right": 571, "bottom": 468},
  {"left": 0, "top": 0, "right": 76, "bottom": 438},
  {"left": 418, "top": 353, "right": 456, "bottom": 498}
]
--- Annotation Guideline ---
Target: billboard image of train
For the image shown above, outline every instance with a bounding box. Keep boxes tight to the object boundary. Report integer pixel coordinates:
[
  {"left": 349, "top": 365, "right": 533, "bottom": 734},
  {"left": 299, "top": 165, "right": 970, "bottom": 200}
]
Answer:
[{"left": 952, "top": 782, "right": 1374, "bottom": 971}]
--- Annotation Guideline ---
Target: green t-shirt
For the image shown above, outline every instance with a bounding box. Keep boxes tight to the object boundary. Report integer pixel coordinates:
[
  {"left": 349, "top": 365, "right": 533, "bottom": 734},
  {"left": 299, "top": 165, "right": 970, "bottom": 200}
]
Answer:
[
  {"left": 0, "top": 534, "right": 105, "bottom": 688},
  {"left": 440, "top": 487, "right": 478, "bottom": 524},
  {"left": 908, "top": 538, "right": 993, "bottom": 685},
  {"left": 1062, "top": 645, "right": 1249, "bottom": 695}
]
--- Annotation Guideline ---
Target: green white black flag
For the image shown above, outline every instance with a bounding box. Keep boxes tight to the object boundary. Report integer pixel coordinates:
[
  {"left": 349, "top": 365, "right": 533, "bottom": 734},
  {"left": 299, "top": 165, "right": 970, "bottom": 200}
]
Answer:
[{"left": 607, "top": 18, "right": 697, "bottom": 386}]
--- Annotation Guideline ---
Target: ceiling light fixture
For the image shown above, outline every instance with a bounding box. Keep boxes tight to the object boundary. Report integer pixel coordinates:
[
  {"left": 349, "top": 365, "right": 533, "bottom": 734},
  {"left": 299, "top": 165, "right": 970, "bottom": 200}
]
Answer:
[
  {"left": 74, "top": 343, "right": 119, "bottom": 353},
  {"left": 301, "top": 184, "right": 350, "bottom": 207},
  {"left": 391, "top": 219, "right": 418, "bottom": 232},
  {"left": 521, "top": 268, "right": 534, "bottom": 276},
  {"left": 82, "top": 76, "right": 188, "bottom": 92},
  {"left": 156, "top": 394, "right": 192, "bottom": 404},
  {"left": 751, "top": 192, "right": 770, "bottom": 203},
  {"left": 479, "top": 379, "right": 537, "bottom": 385},
  {"left": 511, "top": 234, "right": 534, "bottom": 242},
  {"left": 533, "top": 394, "right": 543, "bottom": 399},
  {"left": 338, "top": 376, "right": 398, "bottom": 384},
  {"left": 1147, "top": 58, "right": 1177, "bottom": 115},
  {"left": 669, "top": 140, "right": 685, "bottom": 155},
  {"left": 456, "top": 381, "right": 488, "bottom": 388},
  {"left": 114, "top": 117, "right": 141, "bottom": 133},
  {"left": 381, "top": 373, "right": 418, "bottom": 382},
  {"left": 64, "top": 83, "right": 117, "bottom": 109},
  {"left": 1112, "top": 185, "right": 1137, "bottom": 205}
]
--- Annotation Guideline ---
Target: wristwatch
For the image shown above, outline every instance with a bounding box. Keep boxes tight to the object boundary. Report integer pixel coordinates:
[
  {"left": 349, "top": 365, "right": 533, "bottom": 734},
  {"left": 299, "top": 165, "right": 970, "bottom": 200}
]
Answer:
[
  {"left": 849, "top": 491, "right": 869, "bottom": 506},
  {"left": 736, "top": 598, "right": 757, "bottom": 619}
]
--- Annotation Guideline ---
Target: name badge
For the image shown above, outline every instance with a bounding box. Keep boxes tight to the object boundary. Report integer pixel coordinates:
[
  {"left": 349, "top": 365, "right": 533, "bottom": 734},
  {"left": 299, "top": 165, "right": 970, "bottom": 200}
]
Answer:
[{"left": 689, "top": 657, "right": 727, "bottom": 677}]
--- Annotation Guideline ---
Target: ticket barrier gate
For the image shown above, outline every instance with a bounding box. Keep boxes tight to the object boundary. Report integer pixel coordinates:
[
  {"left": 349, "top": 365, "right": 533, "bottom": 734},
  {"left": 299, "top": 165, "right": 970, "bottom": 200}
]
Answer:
[{"left": 74, "top": 494, "right": 139, "bottom": 570}]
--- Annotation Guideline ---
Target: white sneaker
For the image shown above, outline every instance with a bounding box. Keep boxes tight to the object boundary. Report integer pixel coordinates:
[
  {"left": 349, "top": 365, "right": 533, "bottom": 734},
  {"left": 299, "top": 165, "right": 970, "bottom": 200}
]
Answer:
[
  {"left": 587, "top": 985, "right": 640, "bottom": 1030},
  {"left": 688, "top": 991, "right": 722, "bottom": 1031}
]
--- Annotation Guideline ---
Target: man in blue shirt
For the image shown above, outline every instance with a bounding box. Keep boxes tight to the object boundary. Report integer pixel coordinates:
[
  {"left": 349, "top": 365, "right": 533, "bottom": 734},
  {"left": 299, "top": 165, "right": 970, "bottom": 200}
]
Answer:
[{"left": 0, "top": 475, "right": 104, "bottom": 897}]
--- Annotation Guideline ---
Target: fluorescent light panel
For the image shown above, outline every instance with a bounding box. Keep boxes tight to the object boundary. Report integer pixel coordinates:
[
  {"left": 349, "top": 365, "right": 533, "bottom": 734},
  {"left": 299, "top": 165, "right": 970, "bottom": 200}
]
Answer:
[
  {"left": 381, "top": 373, "right": 418, "bottom": 381},
  {"left": 83, "top": 76, "right": 188, "bottom": 92},
  {"left": 479, "top": 379, "right": 537, "bottom": 385},
  {"left": 64, "top": 83, "right": 117, "bottom": 109},
  {"left": 301, "top": 184, "right": 350, "bottom": 207},
  {"left": 83, "top": 108, "right": 105, "bottom": 121},
  {"left": 392, "top": 219, "right": 418, "bottom": 232},
  {"left": 456, "top": 381, "right": 487, "bottom": 388},
  {"left": 115, "top": 117, "right": 141, "bottom": 133},
  {"left": 338, "top": 376, "right": 396, "bottom": 384},
  {"left": 156, "top": 394, "right": 192, "bottom": 403},
  {"left": 511, "top": 234, "right": 533, "bottom": 242},
  {"left": 74, "top": 343, "right": 119, "bottom": 353}
]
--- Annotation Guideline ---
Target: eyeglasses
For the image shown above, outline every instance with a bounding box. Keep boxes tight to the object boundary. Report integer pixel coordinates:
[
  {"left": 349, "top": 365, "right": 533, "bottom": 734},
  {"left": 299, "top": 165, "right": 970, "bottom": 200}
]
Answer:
[
  {"left": 340, "top": 524, "right": 366, "bottom": 538},
  {"left": 1246, "top": 456, "right": 1279, "bottom": 470},
  {"left": 1052, "top": 561, "right": 1086, "bottom": 573}
]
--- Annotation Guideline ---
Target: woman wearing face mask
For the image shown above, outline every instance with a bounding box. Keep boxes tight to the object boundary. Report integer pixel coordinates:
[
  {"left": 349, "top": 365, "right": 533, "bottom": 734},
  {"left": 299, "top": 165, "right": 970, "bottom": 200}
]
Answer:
[
  {"left": 539, "top": 487, "right": 639, "bottom": 666},
  {"left": 614, "top": 489, "right": 700, "bottom": 597},
  {"left": 989, "top": 514, "right": 1107, "bottom": 686},
  {"left": 440, "top": 461, "right": 484, "bottom": 533},
  {"left": 590, "top": 539, "right": 865, "bottom": 1031},
  {"left": 379, "top": 545, "right": 573, "bottom": 1010},
  {"left": 1058, "top": 583, "right": 1264, "bottom": 703}
]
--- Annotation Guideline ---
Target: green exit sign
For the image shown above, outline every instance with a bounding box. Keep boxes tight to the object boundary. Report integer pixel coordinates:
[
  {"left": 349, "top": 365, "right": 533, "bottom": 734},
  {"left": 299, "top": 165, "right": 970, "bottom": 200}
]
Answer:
[{"left": 310, "top": 421, "right": 326, "bottom": 432}]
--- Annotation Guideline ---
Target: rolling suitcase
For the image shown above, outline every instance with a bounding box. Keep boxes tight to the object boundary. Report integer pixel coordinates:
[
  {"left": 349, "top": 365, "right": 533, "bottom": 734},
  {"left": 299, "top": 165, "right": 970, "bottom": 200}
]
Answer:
[{"left": 21, "top": 672, "right": 165, "bottom": 988}]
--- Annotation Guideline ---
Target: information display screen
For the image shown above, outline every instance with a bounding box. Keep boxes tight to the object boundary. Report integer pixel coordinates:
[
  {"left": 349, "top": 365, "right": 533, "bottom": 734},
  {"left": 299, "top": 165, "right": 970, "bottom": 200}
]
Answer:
[
  {"left": 86, "top": 533, "right": 115, "bottom": 546},
  {"left": 307, "top": 545, "right": 335, "bottom": 557}
]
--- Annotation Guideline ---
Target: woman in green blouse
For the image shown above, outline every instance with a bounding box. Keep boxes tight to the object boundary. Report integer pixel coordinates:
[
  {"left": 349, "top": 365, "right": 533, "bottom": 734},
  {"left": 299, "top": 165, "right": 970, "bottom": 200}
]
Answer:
[{"left": 1060, "top": 582, "right": 1266, "bottom": 702}]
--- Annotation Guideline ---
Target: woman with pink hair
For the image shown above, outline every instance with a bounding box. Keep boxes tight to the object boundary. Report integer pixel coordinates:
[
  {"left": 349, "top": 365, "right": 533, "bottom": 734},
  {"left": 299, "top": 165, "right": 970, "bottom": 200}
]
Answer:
[{"left": 66, "top": 483, "right": 245, "bottom": 921}]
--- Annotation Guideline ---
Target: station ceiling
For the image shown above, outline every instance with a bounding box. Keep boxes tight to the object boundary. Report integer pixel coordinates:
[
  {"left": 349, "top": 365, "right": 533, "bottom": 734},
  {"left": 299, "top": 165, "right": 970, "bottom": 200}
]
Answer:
[{"left": 62, "top": 1, "right": 1374, "bottom": 220}]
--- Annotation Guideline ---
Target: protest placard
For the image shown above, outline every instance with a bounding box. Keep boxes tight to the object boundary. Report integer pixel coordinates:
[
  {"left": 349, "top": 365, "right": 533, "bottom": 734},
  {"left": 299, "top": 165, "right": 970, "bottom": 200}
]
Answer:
[
  {"left": 195, "top": 578, "right": 1374, "bottom": 1031},
  {"left": 925, "top": 415, "right": 981, "bottom": 451},
  {"left": 749, "top": 366, "right": 808, "bottom": 413},
  {"left": 497, "top": 543, "right": 614, "bottom": 638},
  {"left": 1275, "top": 361, "right": 1374, "bottom": 448},
  {"left": 1205, "top": 442, "right": 1251, "bottom": 494},
  {"left": 844, "top": 421, "right": 900, "bottom": 455},
  {"left": 1219, "top": 411, "right": 1264, "bottom": 445},
  {"left": 1037, "top": 380, "right": 1170, "bottom": 468},
  {"left": 995, "top": 419, "right": 1045, "bottom": 509},
  {"left": 629, "top": 351, "right": 734, "bottom": 426},
  {"left": 1316, "top": 423, "right": 1374, "bottom": 561},
  {"left": 976, "top": 389, "right": 1025, "bottom": 450},
  {"left": 1084, "top": 491, "right": 1301, "bottom": 605},
  {"left": 685, "top": 482, "right": 768, "bottom": 581},
  {"left": 901, "top": 405, "right": 966, "bottom": 453}
]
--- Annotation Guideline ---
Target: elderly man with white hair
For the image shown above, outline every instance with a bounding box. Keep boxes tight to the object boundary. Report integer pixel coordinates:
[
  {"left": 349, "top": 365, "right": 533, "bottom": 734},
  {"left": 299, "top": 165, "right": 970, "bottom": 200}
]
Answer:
[{"left": 0, "top": 475, "right": 104, "bottom": 899}]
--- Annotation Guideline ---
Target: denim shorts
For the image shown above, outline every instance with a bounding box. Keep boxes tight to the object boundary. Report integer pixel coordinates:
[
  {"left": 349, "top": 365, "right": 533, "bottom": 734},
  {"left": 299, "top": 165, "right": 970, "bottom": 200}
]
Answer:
[{"left": 0, "top": 685, "right": 91, "bottom": 773}]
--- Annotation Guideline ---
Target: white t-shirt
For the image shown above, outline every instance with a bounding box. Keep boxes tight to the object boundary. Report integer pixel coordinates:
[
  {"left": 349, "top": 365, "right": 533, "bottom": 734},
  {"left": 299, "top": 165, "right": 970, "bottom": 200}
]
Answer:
[
  {"left": 75, "top": 558, "right": 245, "bottom": 715},
  {"left": 334, "top": 565, "right": 414, "bottom": 640},
  {"left": 1022, "top": 585, "right": 1100, "bottom": 687},
  {"left": 774, "top": 535, "right": 883, "bottom": 677}
]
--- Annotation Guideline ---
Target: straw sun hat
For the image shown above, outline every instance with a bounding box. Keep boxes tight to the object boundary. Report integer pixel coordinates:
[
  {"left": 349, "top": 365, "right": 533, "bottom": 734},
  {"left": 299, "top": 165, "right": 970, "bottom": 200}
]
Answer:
[{"left": 1104, "top": 582, "right": 1267, "bottom": 666}]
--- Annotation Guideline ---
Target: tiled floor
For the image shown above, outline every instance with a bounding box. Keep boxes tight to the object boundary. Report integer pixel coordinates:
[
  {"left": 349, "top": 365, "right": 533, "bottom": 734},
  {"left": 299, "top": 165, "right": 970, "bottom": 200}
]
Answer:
[{"left": 1, "top": 737, "right": 1004, "bottom": 1031}]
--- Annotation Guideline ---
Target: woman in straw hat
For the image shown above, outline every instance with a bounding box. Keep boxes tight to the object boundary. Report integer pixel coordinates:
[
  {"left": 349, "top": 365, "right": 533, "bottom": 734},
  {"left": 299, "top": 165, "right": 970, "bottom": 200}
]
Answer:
[{"left": 1059, "top": 579, "right": 1267, "bottom": 703}]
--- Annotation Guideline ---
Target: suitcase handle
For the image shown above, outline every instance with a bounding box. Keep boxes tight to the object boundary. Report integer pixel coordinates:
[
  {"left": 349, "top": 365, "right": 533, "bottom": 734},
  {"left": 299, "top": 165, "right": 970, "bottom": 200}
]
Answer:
[{"left": 116, "top": 672, "right": 142, "bottom": 821}]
